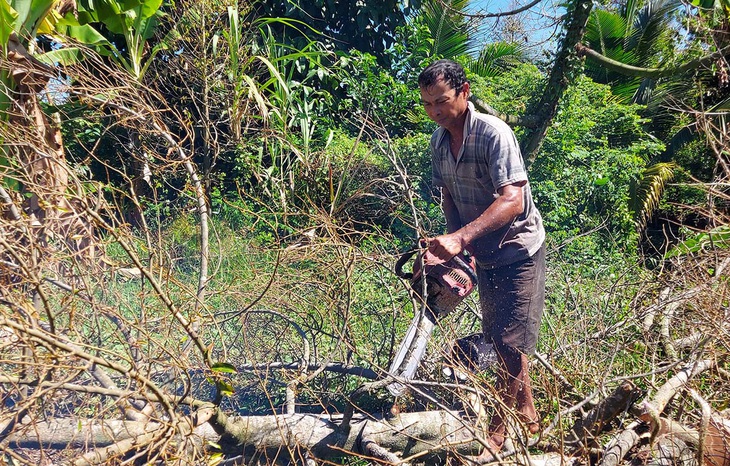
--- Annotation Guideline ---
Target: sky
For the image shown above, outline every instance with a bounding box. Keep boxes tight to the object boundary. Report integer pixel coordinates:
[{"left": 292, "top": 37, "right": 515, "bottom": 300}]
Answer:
[{"left": 466, "top": 0, "right": 563, "bottom": 52}]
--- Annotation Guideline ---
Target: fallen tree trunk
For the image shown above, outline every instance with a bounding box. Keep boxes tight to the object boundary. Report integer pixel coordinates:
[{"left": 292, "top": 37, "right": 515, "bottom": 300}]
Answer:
[
  {"left": 3, "top": 410, "right": 487, "bottom": 463},
  {"left": 3, "top": 418, "right": 172, "bottom": 450}
]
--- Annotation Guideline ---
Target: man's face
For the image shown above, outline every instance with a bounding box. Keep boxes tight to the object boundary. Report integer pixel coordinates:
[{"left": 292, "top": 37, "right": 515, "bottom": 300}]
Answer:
[{"left": 419, "top": 77, "right": 470, "bottom": 130}]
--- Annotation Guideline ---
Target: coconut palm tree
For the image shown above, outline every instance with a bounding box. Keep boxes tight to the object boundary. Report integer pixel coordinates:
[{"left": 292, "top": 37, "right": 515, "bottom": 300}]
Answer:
[
  {"left": 582, "top": 0, "right": 683, "bottom": 104},
  {"left": 579, "top": 0, "right": 730, "bottom": 228}
]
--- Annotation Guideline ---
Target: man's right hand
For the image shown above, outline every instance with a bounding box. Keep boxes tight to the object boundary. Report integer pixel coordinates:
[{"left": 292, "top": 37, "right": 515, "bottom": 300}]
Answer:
[{"left": 424, "top": 232, "right": 467, "bottom": 265}]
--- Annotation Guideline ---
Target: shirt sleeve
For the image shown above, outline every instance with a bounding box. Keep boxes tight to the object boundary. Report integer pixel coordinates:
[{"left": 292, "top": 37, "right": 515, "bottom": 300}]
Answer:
[{"left": 485, "top": 120, "right": 527, "bottom": 189}]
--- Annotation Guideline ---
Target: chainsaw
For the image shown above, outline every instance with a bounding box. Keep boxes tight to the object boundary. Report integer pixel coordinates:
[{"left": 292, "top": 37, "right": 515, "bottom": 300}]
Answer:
[{"left": 387, "top": 246, "right": 478, "bottom": 397}]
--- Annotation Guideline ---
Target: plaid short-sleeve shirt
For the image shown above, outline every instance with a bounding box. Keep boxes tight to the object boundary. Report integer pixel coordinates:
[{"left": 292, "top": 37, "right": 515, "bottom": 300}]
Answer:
[{"left": 431, "top": 102, "right": 545, "bottom": 268}]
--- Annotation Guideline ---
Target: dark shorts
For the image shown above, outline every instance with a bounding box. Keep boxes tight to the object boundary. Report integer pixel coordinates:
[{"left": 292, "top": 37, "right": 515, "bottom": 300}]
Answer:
[{"left": 478, "top": 244, "right": 546, "bottom": 355}]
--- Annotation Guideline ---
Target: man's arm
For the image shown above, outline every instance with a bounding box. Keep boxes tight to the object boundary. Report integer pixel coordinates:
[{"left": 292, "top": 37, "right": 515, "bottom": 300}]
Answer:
[
  {"left": 442, "top": 187, "right": 462, "bottom": 234},
  {"left": 427, "top": 182, "right": 525, "bottom": 263}
]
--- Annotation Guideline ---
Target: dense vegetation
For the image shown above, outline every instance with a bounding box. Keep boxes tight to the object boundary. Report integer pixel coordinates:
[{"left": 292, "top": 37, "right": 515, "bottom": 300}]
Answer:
[{"left": 0, "top": 0, "right": 728, "bottom": 464}]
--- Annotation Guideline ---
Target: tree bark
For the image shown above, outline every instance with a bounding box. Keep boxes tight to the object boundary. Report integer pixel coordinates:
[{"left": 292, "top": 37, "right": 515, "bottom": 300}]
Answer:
[
  {"left": 521, "top": 0, "right": 594, "bottom": 165},
  {"left": 566, "top": 381, "right": 643, "bottom": 452}
]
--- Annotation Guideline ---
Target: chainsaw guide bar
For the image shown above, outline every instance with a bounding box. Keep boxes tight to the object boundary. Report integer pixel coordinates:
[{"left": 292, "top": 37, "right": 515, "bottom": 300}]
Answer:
[{"left": 387, "top": 247, "right": 478, "bottom": 397}]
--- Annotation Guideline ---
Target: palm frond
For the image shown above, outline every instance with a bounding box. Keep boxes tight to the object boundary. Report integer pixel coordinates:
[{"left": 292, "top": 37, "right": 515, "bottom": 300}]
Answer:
[
  {"left": 629, "top": 0, "right": 681, "bottom": 64},
  {"left": 610, "top": 80, "right": 643, "bottom": 103},
  {"left": 630, "top": 162, "right": 678, "bottom": 228},
  {"left": 584, "top": 0, "right": 685, "bottom": 106},
  {"left": 419, "top": 0, "right": 477, "bottom": 58},
  {"left": 623, "top": 0, "right": 640, "bottom": 39},
  {"left": 585, "top": 9, "right": 628, "bottom": 55},
  {"left": 633, "top": 76, "right": 657, "bottom": 104},
  {"left": 465, "top": 41, "right": 525, "bottom": 78},
  {"left": 643, "top": 72, "right": 697, "bottom": 116}
]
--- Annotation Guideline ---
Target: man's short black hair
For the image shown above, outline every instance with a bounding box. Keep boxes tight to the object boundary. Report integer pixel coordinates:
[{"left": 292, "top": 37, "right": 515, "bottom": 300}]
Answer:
[{"left": 418, "top": 59, "right": 468, "bottom": 92}]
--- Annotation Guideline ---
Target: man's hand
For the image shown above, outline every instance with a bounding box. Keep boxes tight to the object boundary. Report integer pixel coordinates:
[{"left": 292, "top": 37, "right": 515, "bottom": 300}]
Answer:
[
  {"left": 424, "top": 232, "right": 467, "bottom": 265},
  {"left": 426, "top": 183, "right": 525, "bottom": 265}
]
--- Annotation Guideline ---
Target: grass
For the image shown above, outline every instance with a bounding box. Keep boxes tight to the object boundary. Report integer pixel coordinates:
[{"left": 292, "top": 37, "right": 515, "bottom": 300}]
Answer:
[{"left": 7, "top": 197, "right": 726, "bottom": 465}]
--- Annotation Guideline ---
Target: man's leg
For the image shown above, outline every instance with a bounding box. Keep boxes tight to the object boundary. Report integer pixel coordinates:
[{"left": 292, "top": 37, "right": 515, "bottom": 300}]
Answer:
[
  {"left": 515, "top": 353, "right": 540, "bottom": 433},
  {"left": 485, "top": 345, "right": 520, "bottom": 449},
  {"left": 477, "top": 246, "right": 546, "bottom": 451},
  {"left": 485, "top": 347, "right": 538, "bottom": 449}
]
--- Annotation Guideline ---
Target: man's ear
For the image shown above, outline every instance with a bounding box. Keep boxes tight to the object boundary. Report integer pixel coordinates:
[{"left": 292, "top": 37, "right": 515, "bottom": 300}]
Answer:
[{"left": 461, "top": 82, "right": 471, "bottom": 97}]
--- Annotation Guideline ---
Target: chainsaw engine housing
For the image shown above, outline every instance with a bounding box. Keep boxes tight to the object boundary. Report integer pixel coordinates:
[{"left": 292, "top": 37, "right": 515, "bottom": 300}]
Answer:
[{"left": 396, "top": 249, "right": 478, "bottom": 316}]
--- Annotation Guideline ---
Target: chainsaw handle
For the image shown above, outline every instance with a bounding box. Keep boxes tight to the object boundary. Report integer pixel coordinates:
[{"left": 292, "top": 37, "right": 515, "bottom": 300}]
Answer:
[
  {"left": 451, "top": 253, "right": 479, "bottom": 285},
  {"left": 394, "top": 249, "right": 417, "bottom": 279},
  {"left": 395, "top": 244, "right": 478, "bottom": 285}
]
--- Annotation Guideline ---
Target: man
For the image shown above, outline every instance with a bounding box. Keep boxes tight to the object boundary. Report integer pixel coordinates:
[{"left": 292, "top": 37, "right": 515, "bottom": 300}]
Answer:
[{"left": 418, "top": 59, "right": 546, "bottom": 454}]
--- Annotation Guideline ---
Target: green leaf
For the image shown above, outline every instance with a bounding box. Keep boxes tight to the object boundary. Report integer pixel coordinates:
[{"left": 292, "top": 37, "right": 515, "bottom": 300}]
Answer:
[
  {"left": 90, "top": 0, "right": 126, "bottom": 35},
  {"left": 134, "top": 13, "right": 156, "bottom": 43},
  {"left": 218, "top": 380, "right": 235, "bottom": 397},
  {"left": 56, "top": 14, "right": 110, "bottom": 45},
  {"left": 1, "top": 150, "right": 21, "bottom": 191},
  {"left": 14, "top": 0, "right": 55, "bottom": 38},
  {"left": 69, "top": 24, "right": 110, "bottom": 45},
  {"left": 35, "top": 47, "right": 84, "bottom": 66},
  {"left": 118, "top": 0, "right": 143, "bottom": 13},
  {"left": 211, "top": 362, "right": 237, "bottom": 374},
  {"left": 137, "top": 0, "right": 162, "bottom": 21},
  {"left": 690, "top": 0, "right": 716, "bottom": 8},
  {"left": 594, "top": 176, "right": 610, "bottom": 186},
  {"left": 665, "top": 225, "right": 730, "bottom": 258},
  {"left": 0, "top": 1, "right": 18, "bottom": 50},
  {"left": 10, "top": 0, "right": 31, "bottom": 34}
]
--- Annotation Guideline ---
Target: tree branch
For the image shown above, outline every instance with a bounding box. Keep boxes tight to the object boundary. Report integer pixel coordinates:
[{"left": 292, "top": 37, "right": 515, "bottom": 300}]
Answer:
[
  {"left": 238, "top": 362, "right": 378, "bottom": 379},
  {"left": 469, "top": 95, "right": 540, "bottom": 128},
  {"left": 598, "top": 359, "right": 716, "bottom": 466},
  {"left": 565, "top": 382, "right": 643, "bottom": 452},
  {"left": 450, "top": 0, "right": 545, "bottom": 19},
  {"left": 575, "top": 43, "right": 730, "bottom": 79}
]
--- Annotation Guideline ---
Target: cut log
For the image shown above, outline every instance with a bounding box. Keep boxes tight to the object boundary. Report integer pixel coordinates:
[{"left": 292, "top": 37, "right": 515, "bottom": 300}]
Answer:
[
  {"left": 597, "top": 359, "right": 714, "bottom": 466},
  {"left": 565, "top": 381, "right": 643, "bottom": 452}
]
